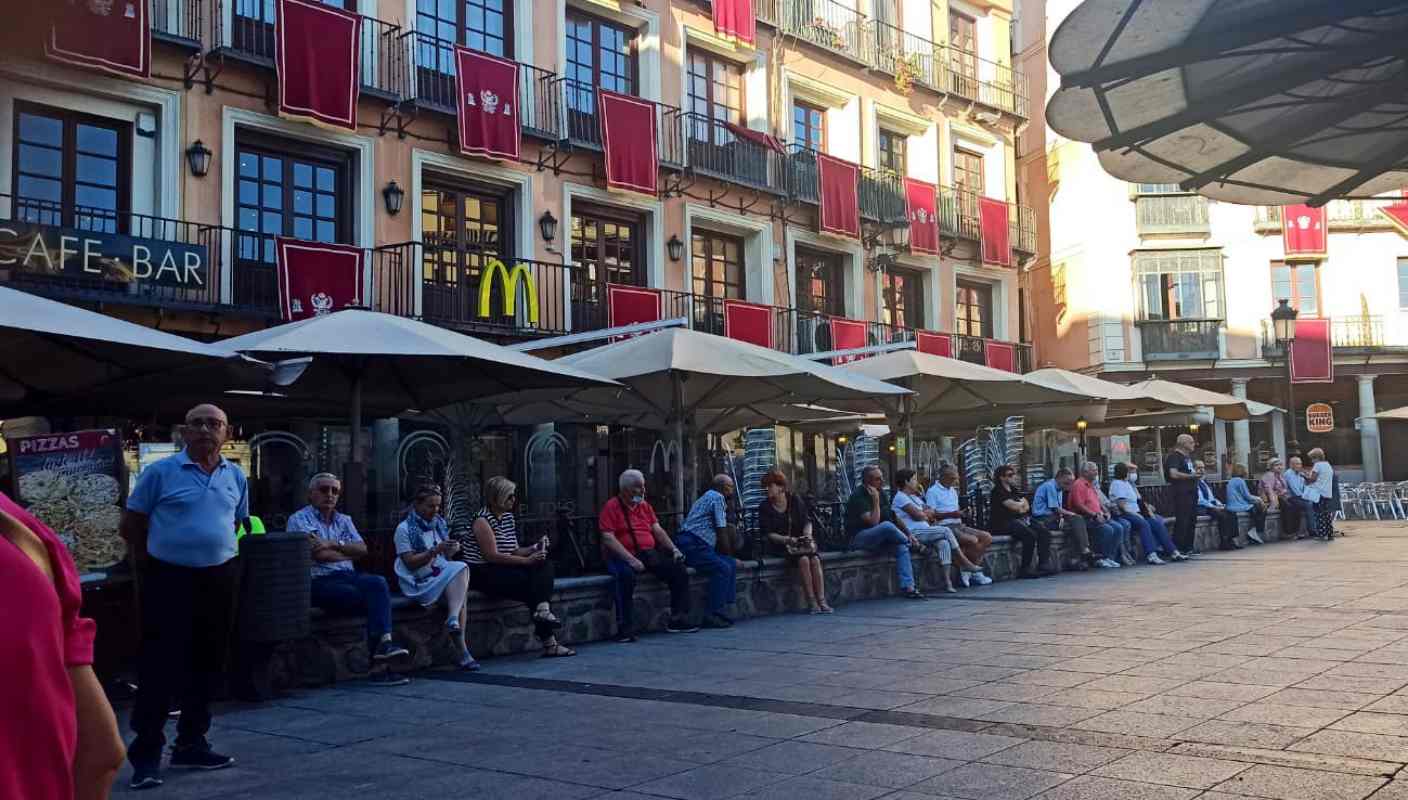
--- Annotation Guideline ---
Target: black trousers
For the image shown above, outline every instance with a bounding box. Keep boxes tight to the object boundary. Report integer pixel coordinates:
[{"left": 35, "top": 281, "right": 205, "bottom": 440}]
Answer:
[
  {"left": 471, "top": 561, "right": 557, "bottom": 640},
  {"left": 130, "top": 556, "right": 241, "bottom": 764},
  {"left": 1246, "top": 504, "right": 1267, "bottom": 534},
  {"left": 606, "top": 547, "right": 691, "bottom": 632},
  {"left": 1004, "top": 518, "right": 1052, "bottom": 573},
  {"left": 1204, "top": 507, "right": 1239, "bottom": 549},
  {"left": 1172, "top": 491, "right": 1198, "bottom": 552}
]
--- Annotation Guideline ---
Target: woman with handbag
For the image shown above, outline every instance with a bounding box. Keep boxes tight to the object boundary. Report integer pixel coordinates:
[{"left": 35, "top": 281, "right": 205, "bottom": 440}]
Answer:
[
  {"left": 1303, "top": 448, "right": 1336, "bottom": 541},
  {"left": 756, "top": 470, "right": 832, "bottom": 614}
]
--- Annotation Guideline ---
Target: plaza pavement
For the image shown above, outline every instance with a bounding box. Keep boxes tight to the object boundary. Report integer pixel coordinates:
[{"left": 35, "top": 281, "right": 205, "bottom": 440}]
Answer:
[{"left": 115, "top": 520, "right": 1408, "bottom": 799}]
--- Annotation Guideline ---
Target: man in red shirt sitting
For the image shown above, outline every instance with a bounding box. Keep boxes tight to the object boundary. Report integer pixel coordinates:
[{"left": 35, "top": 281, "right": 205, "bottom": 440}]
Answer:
[{"left": 599, "top": 469, "right": 698, "bottom": 642}]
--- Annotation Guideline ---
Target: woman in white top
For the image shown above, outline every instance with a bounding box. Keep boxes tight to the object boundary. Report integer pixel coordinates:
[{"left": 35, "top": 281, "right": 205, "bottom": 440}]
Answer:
[
  {"left": 394, "top": 484, "right": 476, "bottom": 670},
  {"left": 1304, "top": 447, "right": 1336, "bottom": 540},
  {"left": 1108, "top": 463, "right": 1184, "bottom": 563},
  {"left": 889, "top": 469, "right": 963, "bottom": 592}
]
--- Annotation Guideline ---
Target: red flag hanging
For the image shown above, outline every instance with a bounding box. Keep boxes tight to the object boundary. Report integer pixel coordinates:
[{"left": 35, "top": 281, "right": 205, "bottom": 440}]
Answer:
[
  {"left": 599, "top": 91, "right": 659, "bottom": 196},
  {"left": 904, "top": 179, "right": 940, "bottom": 255},
  {"left": 978, "top": 197, "right": 1011, "bottom": 267},
  {"left": 454, "top": 47, "right": 521, "bottom": 161},
  {"left": 1378, "top": 191, "right": 1408, "bottom": 238},
  {"left": 1281, "top": 204, "right": 1327, "bottom": 260},
  {"left": 712, "top": 0, "right": 756, "bottom": 44},
  {"left": 984, "top": 340, "right": 1016, "bottom": 372},
  {"left": 47, "top": 0, "right": 151, "bottom": 78},
  {"left": 276, "top": 238, "right": 365, "bottom": 322},
  {"left": 723, "top": 122, "right": 785, "bottom": 154},
  {"left": 830, "top": 318, "right": 867, "bottom": 364},
  {"left": 607, "top": 284, "right": 662, "bottom": 330},
  {"left": 915, "top": 331, "right": 952, "bottom": 358},
  {"left": 723, "top": 300, "right": 773, "bottom": 349},
  {"left": 1290, "top": 318, "right": 1333, "bottom": 384},
  {"left": 817, "top": 154, "right": 860, "bottom": 239},
  {"left": 276, "top": 0, "right": 361, "bottom": 130}
]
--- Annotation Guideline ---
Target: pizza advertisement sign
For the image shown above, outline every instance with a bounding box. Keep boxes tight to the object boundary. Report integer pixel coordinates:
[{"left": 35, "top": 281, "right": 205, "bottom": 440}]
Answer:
[{"left": 8, "top": 429, "right": 126, "bottom": 574}]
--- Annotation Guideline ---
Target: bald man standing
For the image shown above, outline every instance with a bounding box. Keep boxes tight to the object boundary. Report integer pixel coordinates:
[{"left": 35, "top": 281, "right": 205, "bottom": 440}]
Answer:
[
  {"left": 676, "top": 475, "right": 739, "bottom": 629},
  {"left": 1164, "top": 433, "right": 1202, "bottom": 557},
  {"left": 121, "top": 404, "right": 247, "bottom": 790}
]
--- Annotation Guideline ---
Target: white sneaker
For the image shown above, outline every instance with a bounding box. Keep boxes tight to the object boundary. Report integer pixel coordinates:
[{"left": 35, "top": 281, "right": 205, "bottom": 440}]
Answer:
[
  {"left": 1246, "top": 528, "right": 1264, "bottom": 544},
  {"left": 1097, "top": 558, "right": 1120, "bottom": 568},
  {"left": 970, "top": 572, "right": 992, "bottom": 586},
  {"left": 1146, "top": 553, "right": 1166, "bottom": 565},
  {"left": 958, "top": 571, "right": 971, "bottom": 588}
]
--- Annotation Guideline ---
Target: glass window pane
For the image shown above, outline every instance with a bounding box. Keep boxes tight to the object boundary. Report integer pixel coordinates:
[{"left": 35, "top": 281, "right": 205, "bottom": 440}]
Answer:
[
  {"left": 293, "top": 190, "right": 313, "bottom": 214},
  {"left": 262, "top": 156, "right": 282, "bottom": 177},
  {"left": 316, "top": 167, "right": 335, "bottom": 191},
  {"left": 263, "top": 210, "right": 283, "bottom": 233},
  {"left": 18, "top": 113, "right": 63, "bottom": 145},
  {"left": 1297, "top": 268, "right": 1317, "bottom": 314},
  {"left": 316, "top": 194, "right": 335, "bottom": 218},
  {"left": 76, "top": 154, "right": 118, "bottom": 186},
  {"left": 75, "top": 125, "right": 118, "bottom": 156},
  {"left": 239, "top": 151, "right": 259, "bottom": 177},
  {"left": 262, "top": 184, "right": 283, "bottom": 209},
  {"left": 294, "top": 217, "right": 313, "bottom": 239},
  {"left": 294, "top": 162, "right": 313, "bottom": 188},
  {"left": 75, "top": 185, "right": 116, "bottom": 211},
  {"left": 317, "top": 220, "right": 335, "bottom": 241},
  {"left": 17, "top": 175, "right": 62, "bottom": 203},
  {"left": 17, "top": 143, "right": 63, "bottom": 177}
]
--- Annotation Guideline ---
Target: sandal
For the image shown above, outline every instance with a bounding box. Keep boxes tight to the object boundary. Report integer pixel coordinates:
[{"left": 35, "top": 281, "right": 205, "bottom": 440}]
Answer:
[{"left": 541, "top": 643, "right": 577, "bottom": 658}]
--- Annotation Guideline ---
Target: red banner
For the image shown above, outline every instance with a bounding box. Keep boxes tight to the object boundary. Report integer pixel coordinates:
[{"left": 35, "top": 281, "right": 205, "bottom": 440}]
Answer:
[
  {"left": 978, "top": 197, "right": 1011, "bottom": 267},
  {"left": 723, "top": 300, "right": 772, "bottom": 349},
  {"left": 607, "top": 284, "right": 661, "bottom": 330},
  {"left": 817, "top": 154, "right": 860, "bottom": 239},
  {"left": 276, "top": 238, "right": 365, "bottom": 321},
  {"left": 1281, "top": 204, "right": 1327, "bottom": 260},
  {"left": 1379, "top": 191, "right": 1408, "bottom": 238},
  {"left": 454, "top": 47, "right": 521, "bottom": 161},
  {"left": 712, "top": 0, "right": 755, "bottom": 44},
  {"left": 276, "top": 0, "right": 361, "bottom": 130},
  {"left": 915, "top": 331, "right": 952, "bottom": 358},
  {"left": 830, "top": 318, "right": 867, "bottom": 364},
  {"left": 1290, "top": 318, "right": 1333, "bottom": 384},
  {"left": 47, "top": 0, "right": 151, "bottom": 78},
  {"left": 600, "top": 91, "right": 659, "bottom": 196},
  {"left": 905, "top": 179, "right": 940, "bottom": 255},
  {"left": 985, "top": 340, "right": 1016, "bottom": 372},
  {"left": 724, "top": 122, "right": 785, "bottom": 154}
]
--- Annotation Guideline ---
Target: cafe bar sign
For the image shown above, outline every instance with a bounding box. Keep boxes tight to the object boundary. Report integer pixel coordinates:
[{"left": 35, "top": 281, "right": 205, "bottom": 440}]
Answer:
[{"left": 0, "top": 222, "right": 209, "bottom": 288}]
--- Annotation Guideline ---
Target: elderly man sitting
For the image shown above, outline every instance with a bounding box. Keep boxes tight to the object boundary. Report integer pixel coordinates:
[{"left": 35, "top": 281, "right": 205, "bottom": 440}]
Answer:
[
  {"left": 287, "top": 473, "right": 409, "bottom": 662},
  {"left": 676, "top": 475, "right": 740, "bottom": 629}
]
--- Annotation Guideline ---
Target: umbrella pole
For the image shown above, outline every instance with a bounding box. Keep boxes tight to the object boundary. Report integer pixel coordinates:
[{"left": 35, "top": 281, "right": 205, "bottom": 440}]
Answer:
[
  {"left": 902, "top": 394, "right": 915, "bottom": 471},
  {"left": 345, "top": 370, "right": 367, "bottom": 523},
  {"left": 673, "top": 372, "right": 686, "bottom": 516}
]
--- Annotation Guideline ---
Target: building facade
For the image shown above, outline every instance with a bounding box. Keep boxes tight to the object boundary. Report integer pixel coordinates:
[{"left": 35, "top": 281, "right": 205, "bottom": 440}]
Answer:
[
  {"left": 1017, "top": 0, "right": 1408, "bottom": 482},
  {"left": 1, "top": 0, "right": 1036, "bottom": 522}
]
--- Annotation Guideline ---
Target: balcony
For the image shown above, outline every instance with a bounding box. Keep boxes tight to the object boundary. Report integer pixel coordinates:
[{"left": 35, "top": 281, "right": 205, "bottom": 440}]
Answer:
[
  {"left": 942, "top": 188, "right": 1037, "bottom": 256},
  {"left": 1253, "top": 199, "right": 1403, "bottom": 233},
  {"left": 870, "top": 322, "right": 1034, "bottom": 371},
  {"left": 405, "top": 250, "right": 575, "bottom": 338},
  {"left": 1135, "top": 193, "right": 1210, "bottom": 236},
  {"left": 865, "top": 20, "right": 942, "bottom": 92},
  {"left": 556, "top": 78, "right": 686, "bottom": 168},
  {"left": 682, "top": 114, "right": 787, "bottom": 195},
  {"left": 785, "top": 146, "right": 908, "bottom": 223},
  {"left": 152, "top": 0, "right": 202, "bottom": 49},
  {"left": 776, "top": 0, "right": 870, "bottom": 65},
  {"left": 0, "top": 194, "right": 413, "bottom": 318},
  {"left": 1259, "top": 315, "right": 1394, "bottom": 354},
  {"left": 401, "top": 33, "right": 563, "bottom": 140},
  {"left": 1136, "top": 318, "right": 1222, "bottom": 361},
  {"left": 945, "top": 47, "right": 1028, "bottom": 118},
  {"left": 214, "top": 1, "right": 404, "bottom": 99}
]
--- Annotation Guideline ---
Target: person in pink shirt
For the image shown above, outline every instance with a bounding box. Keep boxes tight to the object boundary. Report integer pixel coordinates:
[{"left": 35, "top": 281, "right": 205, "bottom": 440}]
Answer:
[
  {"left": 0, "top": 490, "right": 125, "bottom": 800},
  {"left": 1068, "top": 466, "right": 1124, "bottom": 568}
]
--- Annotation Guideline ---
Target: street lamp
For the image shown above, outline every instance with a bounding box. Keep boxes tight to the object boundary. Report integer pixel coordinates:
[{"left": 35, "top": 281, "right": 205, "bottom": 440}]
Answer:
[
  {"left": 538, "top": 210, "right": 558, "bottom": 244},
  {"left": 667, "top": 234, "right": 684, "bottom": 262},
  {"left": 1271, "top": 298, "right": 1299, "bottom": 441},
  {"left": 1075, "top": 416, "right": 1088, "bottom": 461},
  {"left": 381, "top": 180, "right": 404, "bottom": 215},
  {"left": 185, "top": 140, "right": 212, "bottom": 177}
]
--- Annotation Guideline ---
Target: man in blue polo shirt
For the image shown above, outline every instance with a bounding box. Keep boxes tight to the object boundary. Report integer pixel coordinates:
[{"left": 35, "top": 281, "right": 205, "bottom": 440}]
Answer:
[{"left": 121, "top": 403, "right": 246, "bottom": 790}]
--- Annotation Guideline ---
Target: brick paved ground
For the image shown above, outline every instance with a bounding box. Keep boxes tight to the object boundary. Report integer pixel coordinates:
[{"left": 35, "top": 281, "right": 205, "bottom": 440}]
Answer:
[{"left": 114, "top": 520, "right": 1408, "bottom": 799}]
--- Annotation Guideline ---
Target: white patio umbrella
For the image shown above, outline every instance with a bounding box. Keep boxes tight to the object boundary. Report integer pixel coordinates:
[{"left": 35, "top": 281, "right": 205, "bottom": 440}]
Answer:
[
  {"left": 0, "top": 286, "right": 258, "bottom": 416},
  {"left": 1123, "top": 378, "right": 1261, "bottom": 421},
  {"left": 1371, "top": 406, "right": 1408, "bottom": 422},
  {"left": 474, "top": 327, "right": 911, "bottom": 511},
  {"left": 1047, "top": 0, "right": 1408, "bottom": 205}
]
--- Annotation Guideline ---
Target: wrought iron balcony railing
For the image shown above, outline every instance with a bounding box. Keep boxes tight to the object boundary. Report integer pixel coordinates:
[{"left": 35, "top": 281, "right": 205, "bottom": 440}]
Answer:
[
  {"left": 152, "top": 0, "right": 202, "bottom": 48},
  {"left": 683, "top": 114, "right": 788, "bottom": 195},
  {"left": 777, "top": 0, "right": 871, "bottom": 64},
  {"left": 865, "top": 19, "right": 942, "bottom": 91},
  {"left": 943, "top": 188, "right": 1037, "bottom": 255},
  {"left": 1136, "top": 318, "right": 1222, "bottom": 361},
  {"left": 555, "top": 77, "right": 686, "bottom": 166},
  {"left": 400, "top": 33, "right": 563, "bottom": 140},
  {"left": 1135, "top": 193, "right": 1211, "bottom": 236},
  {"left": 1253, "top": 199, "right": 1404, "bottom": 233}
]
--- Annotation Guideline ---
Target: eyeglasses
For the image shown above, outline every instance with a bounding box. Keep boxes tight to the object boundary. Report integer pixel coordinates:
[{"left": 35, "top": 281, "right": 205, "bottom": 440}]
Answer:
[
  {"left": 184, "top": 418, "right": 227, "bottom": 431},
  {"left": 314, "top": 485, "right": 341, "bottom": 495}
]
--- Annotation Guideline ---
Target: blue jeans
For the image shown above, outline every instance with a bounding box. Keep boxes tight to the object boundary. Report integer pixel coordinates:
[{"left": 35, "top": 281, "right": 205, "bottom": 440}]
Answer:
[
  {"left": 1117, "top": 512, "right": 1160, "bottom": 557},
  {"left": 1143, "top": 513, "right": 1177, "bottom": 555},
  {"left": 851, "top": 522, "right": 915, "bottom": 591},
  {"left": 1086, "top": 518, "right": 1120, "bottom": 559},
  {"left": 311, "top": 571, "right": 392, "bottom": 643},
  {"left": 675, "top": 531, "right": 737, "bottom": 615}
]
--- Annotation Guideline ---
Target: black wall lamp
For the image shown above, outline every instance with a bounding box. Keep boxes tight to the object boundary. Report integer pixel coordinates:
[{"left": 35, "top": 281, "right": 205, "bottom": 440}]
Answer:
[
  {"left": 382, "top": 180, "right": 405, "bottom": 215},
  {"left": 186, "top": 140, "right": 212, "bottom": 177}
]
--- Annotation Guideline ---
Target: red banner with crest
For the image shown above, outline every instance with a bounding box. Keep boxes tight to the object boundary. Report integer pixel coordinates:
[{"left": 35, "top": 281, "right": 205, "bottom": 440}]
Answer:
[
  {"left": 1281, "top": 204, "right": 1327, "bottom": 260},
  {"left": 454, "top": 47, "right": 521, "bottom": 161},
  {"left": 276, "top": 0, "right": 361, "bottom": 130},
  {"left": 905, "top": 179, "right": 940, "bottom": 255},
  {"left": 276, "top": 238, "right": 365, "bottom": 321},
  {"left": 47, "top": 0, "right": 151, "bottom": 78}
]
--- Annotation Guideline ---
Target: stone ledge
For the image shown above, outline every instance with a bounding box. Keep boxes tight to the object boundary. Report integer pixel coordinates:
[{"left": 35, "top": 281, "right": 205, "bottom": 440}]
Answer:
[{"left": 270, "top": 510, "right": 1287, "bottom": 688}]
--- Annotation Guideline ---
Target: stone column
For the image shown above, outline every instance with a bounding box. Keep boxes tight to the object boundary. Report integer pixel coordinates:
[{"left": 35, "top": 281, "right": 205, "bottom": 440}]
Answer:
[
  {"left": 1230, "top": 378, "right": 1251, "bottom": 470},
  {"left": 1358, "top": 374, "right": 1383, "bottom": 481},
  {"left": 1214, "top": 420, "right": 1229, "bottom": 478},
  {"left": 1271, "top": 410, "right": 1287, "bottom": 464}
]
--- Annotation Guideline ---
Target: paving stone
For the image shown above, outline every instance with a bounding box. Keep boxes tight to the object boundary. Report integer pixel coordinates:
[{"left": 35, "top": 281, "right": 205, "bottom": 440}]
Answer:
[
  {"left": 909, "top": 762, "right": 1073, "bottom": 800},
  {"left": 1003, "top": 670, "right": 1101, "bottom": 689},
  {"left": 1164, "top": 682, "right": 1281, "bottom": 702},
  {"left": 1032, "top": 775, "right": 1200, "bottom": 800},
  {"left": 882, "top": 730, "right": 1028, "bottom": 760},
  {"left": 725, "top": 740, "right": 865, "bottom": 775},
  {"left": 1079, "top": 675, "right": 1185, "bottom": 695},
  {"left": 1261, "top": 688, "right": 1382, "bottom": 710},
  {"left": 810, "top": 750, "right": 966, "bottom": 789},
  {"left": 1211, "top": 764, "right": 1387, "bottom": 800},
  {"left": 735, "top": 775, "right": 894, "bottom": 800},
  {"left": 1219, "top": 702, "right": 1352, "bottom": 728},
  {"left": 1173, "top": 720, "right": 1314, "bottom": 749},
  {"left": 981, "top": 740, "right": 1131, "bottom": 772},
  {"left": 1071, "top": 710, "right": 1203, "bottom": 738},
  {"left": 1362, "top": 696, "right": 1408, "bottom": 714},
  {"left": 1121, "top": 694, "right": 1246, "bottom": 719},
  {"left": 1288, "top": 729, "right": 1408, "bottom": 763},
  {"left": 1091, "top": 751, "right": 1252, "bottom": 789},
  {"left": 1294, "top": 675, "right": 1408, "bottom": 695},
  {"left": 898, "top": 696, "right": 1016, "bottom": 720},
  {"left": 1331, "top": 712, "right": 1408, "bottom": 737},
  {"left": 799, "top": 722, "right": 927, "bottom": 749},
  {"left": 975, "top": 702, "right": 1105, "bottom": 727},
  {"left": 1045, "top": 688, "right": 1151, "bottom": 710},
  {"left": 630, "top": 764, "right": 788, "bottom": 800},
  {"left": 956, "top": 682, "right": 1063, "bottom": 702}
]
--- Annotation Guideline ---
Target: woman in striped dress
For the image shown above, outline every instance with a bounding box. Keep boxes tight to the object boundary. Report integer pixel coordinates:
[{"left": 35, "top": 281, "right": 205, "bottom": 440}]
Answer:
[{"left": 467, "top": 476, "right": 576, "bottom": 658}]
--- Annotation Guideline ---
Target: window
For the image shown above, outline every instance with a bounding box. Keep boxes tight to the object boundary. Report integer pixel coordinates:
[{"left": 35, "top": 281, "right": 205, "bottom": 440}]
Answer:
[
  {"left": 421, "top": 180, "right": 511, "bottom": 324},
  {"left": 881, "top": 268, "right": 923, "bottom": 329},
  {"left": 1132, "top": 249, "right": 1225, "bottom": 320},
  {"left": 1400, "top": 258, "right": 1408, "bottom": 309},
  {"left": 793, "top": 101, "right": 826, "bottom": 152},
  {"left": 572, "top": 206, "right": 643, "bottom": 299},
  {"left": 1052, "top": 263, "right": 1067, "bottom": 309},
  {"left": 949, "top": 12, "right": 977, "bottom": 94},
  {"left": 13, "top": 103, "right": 131, "bottom": 233},
  {"left": 566, "top": 11, "right": 636, "bottom": 95},
  {"left": 878, "top": 129, "right": 906, "bottom": 176},
  {"left": 416, "top": 0, "right": 511, "bottom": 59},
  {"left": 686, "top": 50, "right": 743, "bottom": 148},
  {"left": 953, "top": 147, "right": 984, "bottom": 224},
  {"left": 956, "top": 280, "right": 993, "bottom": 338},
  {"left": 234, "top": 137, "right": 350, "bottom": 306},
  {"left": 1270, "top": 261, "right": 1319, "bottom": 316},
  {"left": 796, "top": 247, "right": 844, "bottom": 316},
  {"left": 691, "top": 230, "right": 744, "bottom": 299}
]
